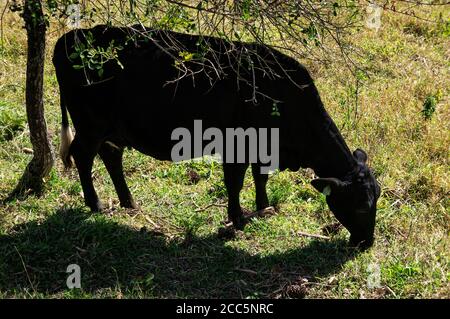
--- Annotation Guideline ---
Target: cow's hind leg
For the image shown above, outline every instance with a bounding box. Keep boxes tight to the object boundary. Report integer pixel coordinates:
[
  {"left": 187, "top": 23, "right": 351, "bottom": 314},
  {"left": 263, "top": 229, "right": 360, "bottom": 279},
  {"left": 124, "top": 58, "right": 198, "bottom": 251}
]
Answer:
[
  {"left": 70, "top": 136, "right": 102, "bottom": 212},
  {"left": 98, "top": 143, "right": 138, "bottom": 209},
  {"left": 251, "top": 164, "right": 269, "bottom": 210},
  {"left": 223, "top": 163, "right": 248, "bottom": 230}
]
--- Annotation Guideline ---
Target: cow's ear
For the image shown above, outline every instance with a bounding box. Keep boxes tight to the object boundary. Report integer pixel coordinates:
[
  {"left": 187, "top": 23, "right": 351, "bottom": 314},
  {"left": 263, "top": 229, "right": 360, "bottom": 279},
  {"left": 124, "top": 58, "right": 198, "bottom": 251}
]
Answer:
[
  {"left": 353, "top": 148, "right": 368, "bottom": 163},
  {"left": 311, "top": 177, "right": 346, "bottom": 195}
]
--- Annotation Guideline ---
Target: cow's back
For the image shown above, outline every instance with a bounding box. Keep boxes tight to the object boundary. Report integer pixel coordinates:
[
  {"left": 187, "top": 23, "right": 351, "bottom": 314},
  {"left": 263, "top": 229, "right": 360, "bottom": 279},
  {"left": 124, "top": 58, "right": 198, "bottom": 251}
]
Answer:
[{"left": 53, "top": 25, "right": 322, "bottom": 169}]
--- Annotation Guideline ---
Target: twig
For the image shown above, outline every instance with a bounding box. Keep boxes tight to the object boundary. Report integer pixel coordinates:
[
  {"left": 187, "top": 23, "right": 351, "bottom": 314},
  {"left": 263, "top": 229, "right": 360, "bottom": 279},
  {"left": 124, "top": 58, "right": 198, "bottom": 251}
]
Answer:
[
  {"left": 385, "top": 285, "right": 397, "bottom": 297},
  {"left": 245, "top": 206, "right": 276, "bottom": 219},
  {"left": 143, "top": 215, "right": 161, "bottom": 229},
  {"left": 194, "top": 202, "right": 227, "bottom": 212},
  {"left": 14, "top": 245, "right": 36, "bottom": 293},
  {"left": 234, "top": 268, "right": 258, "bottom": 276},
  {"left": 0, "top": 0, "right": 10, "bottom": 48},
  {"left": 297, "top": 231, "right": 330, "bottom": 240}
]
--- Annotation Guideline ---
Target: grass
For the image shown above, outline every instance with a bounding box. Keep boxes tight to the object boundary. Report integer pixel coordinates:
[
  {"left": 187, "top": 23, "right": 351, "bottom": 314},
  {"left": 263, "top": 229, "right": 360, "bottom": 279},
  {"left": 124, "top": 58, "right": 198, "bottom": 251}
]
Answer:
[{"left": 0, "top": 6, "right": 448, "bottom": 298}]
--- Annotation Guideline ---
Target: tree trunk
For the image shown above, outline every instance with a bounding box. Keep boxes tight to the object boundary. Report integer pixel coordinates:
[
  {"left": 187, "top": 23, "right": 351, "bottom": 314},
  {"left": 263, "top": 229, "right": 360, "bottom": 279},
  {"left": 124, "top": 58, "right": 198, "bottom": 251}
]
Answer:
[{"left": 11, "top": 0, "right": 54, "bottom": 197}]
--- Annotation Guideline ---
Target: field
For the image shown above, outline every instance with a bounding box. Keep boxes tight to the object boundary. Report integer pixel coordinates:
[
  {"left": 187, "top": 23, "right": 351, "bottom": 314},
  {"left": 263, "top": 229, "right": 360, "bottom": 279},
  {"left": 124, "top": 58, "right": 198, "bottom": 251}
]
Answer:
[{"left": 0, "top": 4, "right": 448, "bottom": 298}]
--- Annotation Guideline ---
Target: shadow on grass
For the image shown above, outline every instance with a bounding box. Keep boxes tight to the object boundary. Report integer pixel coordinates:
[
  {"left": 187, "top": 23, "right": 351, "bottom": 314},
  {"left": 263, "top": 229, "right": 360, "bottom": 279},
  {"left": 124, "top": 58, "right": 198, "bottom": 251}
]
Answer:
[{"left": 0, "top": 208, "right": 356, "bottom": 298}]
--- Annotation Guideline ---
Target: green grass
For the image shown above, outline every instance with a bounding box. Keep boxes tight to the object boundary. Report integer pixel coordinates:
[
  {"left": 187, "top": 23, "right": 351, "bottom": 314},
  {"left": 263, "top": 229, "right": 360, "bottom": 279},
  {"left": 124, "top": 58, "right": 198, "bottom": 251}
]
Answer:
[{"left": 0, "top": 7, "right": 448, "bottom": 298}]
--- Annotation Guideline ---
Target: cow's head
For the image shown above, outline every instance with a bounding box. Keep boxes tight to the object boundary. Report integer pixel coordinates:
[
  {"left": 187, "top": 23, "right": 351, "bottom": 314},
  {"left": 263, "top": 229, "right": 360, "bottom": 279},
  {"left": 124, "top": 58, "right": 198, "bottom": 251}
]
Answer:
[{"left": 311, "top": 149, "right": 381, "bottom": 250}]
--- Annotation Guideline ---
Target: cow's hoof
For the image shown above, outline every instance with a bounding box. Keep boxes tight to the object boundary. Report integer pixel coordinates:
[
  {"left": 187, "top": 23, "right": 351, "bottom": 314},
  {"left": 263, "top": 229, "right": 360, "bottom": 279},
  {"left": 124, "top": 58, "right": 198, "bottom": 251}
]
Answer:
[
  {"left": 218, "top": 226, "right": 236, "bottom": 240},
  {"left": 349, "top": 235, "right": 374, "bottom": 251},
  {"left": 121, "top": 200, "right": 140, "bottom": 210},
  {"left": 130, "top": 202, "right": 140, "bottom": 210},
  {"left": 232, "top": 216, "right": 248, "bottom": 231},
  {"left": 88, "top": 201, "right": 104, "bottom": 213}
]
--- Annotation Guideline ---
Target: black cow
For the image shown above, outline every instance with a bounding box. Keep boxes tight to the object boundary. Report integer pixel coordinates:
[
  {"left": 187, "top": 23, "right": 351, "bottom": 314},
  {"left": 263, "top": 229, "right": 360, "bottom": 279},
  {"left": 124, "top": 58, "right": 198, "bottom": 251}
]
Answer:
[{"left": 53, "top": 25, "right": 380, "bottom": 248}]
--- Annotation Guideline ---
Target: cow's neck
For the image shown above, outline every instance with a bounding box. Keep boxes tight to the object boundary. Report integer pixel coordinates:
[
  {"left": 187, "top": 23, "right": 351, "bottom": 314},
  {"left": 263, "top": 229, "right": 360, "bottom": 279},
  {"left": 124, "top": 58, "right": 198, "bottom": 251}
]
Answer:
[{"left": 306, "top": 109, "right": 357, "bottom": 180}]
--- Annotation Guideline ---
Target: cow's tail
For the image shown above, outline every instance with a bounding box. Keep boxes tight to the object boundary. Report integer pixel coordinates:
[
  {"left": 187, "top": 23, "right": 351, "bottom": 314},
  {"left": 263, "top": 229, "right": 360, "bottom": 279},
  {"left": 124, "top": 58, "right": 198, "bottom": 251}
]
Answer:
[{"left": 59, "top": 94, "right": 74, "bottom": 169}]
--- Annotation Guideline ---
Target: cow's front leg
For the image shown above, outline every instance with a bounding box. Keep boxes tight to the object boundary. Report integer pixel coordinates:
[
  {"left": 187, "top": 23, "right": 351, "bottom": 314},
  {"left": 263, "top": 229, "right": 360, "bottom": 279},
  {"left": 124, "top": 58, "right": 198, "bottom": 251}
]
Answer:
[
  {"left": 99, "top": 143, "right": 138, "bottom": 209},
  {"left": 71, "top": 137, "right": 102, "bottom": 212},
  {"left": 251, "top": 164, "right": 269, "bottom": 210},
  {"left": 223, "top": 163, "right": 248, "bottom": 230}
]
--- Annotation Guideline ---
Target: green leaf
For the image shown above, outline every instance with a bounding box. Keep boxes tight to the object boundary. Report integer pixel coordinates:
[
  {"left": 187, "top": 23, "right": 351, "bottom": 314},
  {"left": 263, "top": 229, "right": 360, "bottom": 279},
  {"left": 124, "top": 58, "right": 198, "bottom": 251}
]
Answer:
[
  {"left": 333, "top": 2, "right": 339, "bottom": 16},
  {"left": 69, "top": 52, "right": 79, "bottom": 60}
]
